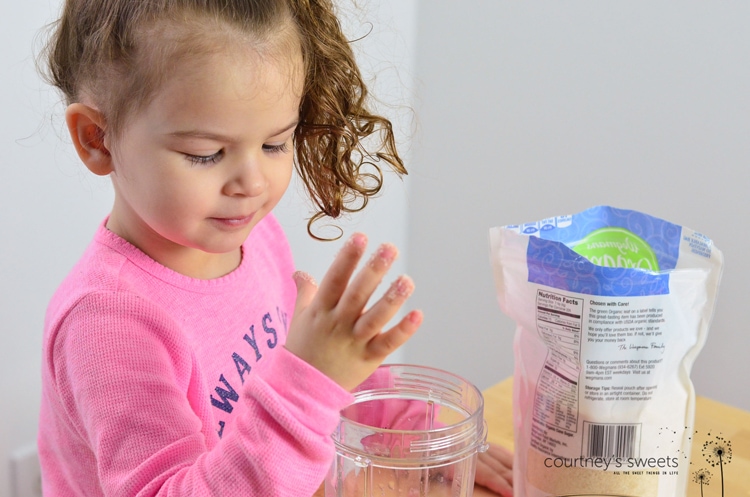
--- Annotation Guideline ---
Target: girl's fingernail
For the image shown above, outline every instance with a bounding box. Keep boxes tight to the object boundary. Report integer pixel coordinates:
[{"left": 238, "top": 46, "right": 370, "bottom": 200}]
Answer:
[
  {"left": 408, "top": 310, "right": 423, "bottom": 325},
  {"left": 350, "top": 233, "right": 367, "bottom": 248},
  {"left": 384, "top": 275, "right": 414, "bottom": 303},
  {"left": 293, "top": 271, "right": 317, "bottom": 286},
  {"left": 340, "top": 232, "right": 367, "bottom": 257},
  {"left": 367, "top": 243, "right": 398, "bottom": 269}
]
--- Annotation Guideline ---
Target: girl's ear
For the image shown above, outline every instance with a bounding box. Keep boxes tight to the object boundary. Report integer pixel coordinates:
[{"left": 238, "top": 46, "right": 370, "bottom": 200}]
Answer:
[{"left": 65, "top": 103, "right": 113, "bottom": 176}]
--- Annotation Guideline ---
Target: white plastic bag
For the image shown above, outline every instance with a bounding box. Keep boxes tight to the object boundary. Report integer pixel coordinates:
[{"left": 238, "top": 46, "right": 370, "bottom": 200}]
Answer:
[{"left": 489, "top": 206, "right": 722, "bottom": 497}]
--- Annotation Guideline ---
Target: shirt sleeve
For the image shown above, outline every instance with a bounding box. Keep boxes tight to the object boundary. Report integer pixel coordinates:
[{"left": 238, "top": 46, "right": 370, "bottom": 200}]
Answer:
[{"left": 51, "top": 291, "right": 353, "bottom": 497}]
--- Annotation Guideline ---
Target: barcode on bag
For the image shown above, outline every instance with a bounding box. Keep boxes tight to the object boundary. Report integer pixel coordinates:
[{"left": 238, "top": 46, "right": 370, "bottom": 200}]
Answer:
[{"left": 582, "top": 422, "right": 641, "bottom": 458}]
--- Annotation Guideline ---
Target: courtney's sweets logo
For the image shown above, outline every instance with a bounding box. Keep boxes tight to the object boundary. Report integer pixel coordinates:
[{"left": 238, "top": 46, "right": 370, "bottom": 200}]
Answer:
[
  {"left": 572, "top": 227, "right": 659, "bottom": 271},
  {"left": 543, "top": 455, "right": 679, "bottom": 472},
  {"left": 692, "top": 431, "right": 732, "bottom": 497}
]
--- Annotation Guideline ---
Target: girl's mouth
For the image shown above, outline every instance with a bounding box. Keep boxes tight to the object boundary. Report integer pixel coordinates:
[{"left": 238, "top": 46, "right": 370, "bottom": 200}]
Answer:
[{"left": 210, "top": 214, "right": 255, "bottom": 229}]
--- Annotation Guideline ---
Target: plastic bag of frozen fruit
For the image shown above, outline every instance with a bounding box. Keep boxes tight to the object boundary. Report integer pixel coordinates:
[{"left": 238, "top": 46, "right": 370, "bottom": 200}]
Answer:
[{"left": 489, "top": 205, "right": 723, "bottom": 497}]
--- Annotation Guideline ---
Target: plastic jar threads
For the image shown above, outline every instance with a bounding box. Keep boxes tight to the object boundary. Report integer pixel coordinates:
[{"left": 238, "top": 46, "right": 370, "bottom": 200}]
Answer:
[{"left": 325, "top": 364, "right": 489, "bottom": 497}]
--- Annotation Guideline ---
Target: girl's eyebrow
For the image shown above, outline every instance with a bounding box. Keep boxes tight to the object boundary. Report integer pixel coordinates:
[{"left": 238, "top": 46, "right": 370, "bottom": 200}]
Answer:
[
  {"left": 272, "top": 120, "right": 300, "bottom": 136},
  {"left": 168, "top": 120, "right": 299, "bottom": 142}
]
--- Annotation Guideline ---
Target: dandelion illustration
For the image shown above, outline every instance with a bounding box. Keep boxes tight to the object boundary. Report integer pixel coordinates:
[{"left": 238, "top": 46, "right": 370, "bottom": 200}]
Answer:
[
  {"left": 702, "top": 435, "right": 732, "bottom": 497},
  {"left": 692, "top": 468, "right": 711, "bottom": 497}
]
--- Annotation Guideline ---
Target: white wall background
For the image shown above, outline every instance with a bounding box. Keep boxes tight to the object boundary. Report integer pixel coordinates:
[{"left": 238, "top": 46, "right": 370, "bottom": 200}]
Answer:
[
  {"left": 2, "top": 1, "right": 749, "bottom": 496},
  {"left": 405, "top": 1, "right": 750, "bottom": 413}
]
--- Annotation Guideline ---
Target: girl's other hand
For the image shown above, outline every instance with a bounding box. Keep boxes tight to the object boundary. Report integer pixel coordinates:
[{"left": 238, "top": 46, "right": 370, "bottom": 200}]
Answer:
[
  {"left": 474, "top": 443, "right": 514, "bottom": 497},
  {"left": 285, "top": 233, "right": 422, "bottom": 391}
]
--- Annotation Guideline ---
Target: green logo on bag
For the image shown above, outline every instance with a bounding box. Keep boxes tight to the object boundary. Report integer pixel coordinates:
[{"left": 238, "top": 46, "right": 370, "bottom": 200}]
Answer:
[{"left": 571, "top": 227, "right": 659, "bottom": 271}]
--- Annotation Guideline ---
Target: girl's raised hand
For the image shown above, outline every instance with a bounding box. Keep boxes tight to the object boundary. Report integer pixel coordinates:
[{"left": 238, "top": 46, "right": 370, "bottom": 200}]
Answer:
[{"left": 284, "top": 233, "right": 423, "bottom": 391}]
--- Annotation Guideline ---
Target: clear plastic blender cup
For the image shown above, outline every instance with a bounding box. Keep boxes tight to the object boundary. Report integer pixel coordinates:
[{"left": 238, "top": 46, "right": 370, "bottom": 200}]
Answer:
[{"left": 326, "top": 364, "right": 489, "bottom": 497}]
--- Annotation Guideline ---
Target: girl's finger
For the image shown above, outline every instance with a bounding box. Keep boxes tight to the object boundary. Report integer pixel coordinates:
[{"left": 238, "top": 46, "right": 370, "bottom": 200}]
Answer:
[
  {"left": 353, "top": 274, "right": 413, "bottom": 339},
  {"left": 315, "top": 233, "right": 368, "bottom": 308},
  {"left": 486, "top": 443, "right": 514, "bottom": 470},
  {"left": 364, "top": 309, "right": 423, "bottom": 359},
  {"left": 475, "top": 459, "right": 513, "bottom": 496},
  {"left": 475, "top": 460, "right": 513, "bottom": 497},
  {"left": 479, "top": 445, "right": 514, "bottom": 484},
  {"left": 291, "top": 271, "right": 318, "bottom": 318},
  {"left": 475, "top": 444, "right": 514, "bottom": 496},
  {"left": 337, "top": 242, "right": 399, "bottom": 322},
  {"left": 477, "top": 455, "right": 514, "bottom": 486}
]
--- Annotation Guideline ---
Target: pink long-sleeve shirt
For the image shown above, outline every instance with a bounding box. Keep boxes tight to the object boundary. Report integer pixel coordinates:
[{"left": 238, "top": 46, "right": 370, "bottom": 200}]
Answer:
[{"left": 38, "top": 214, "right": 353, "bottom": 496}]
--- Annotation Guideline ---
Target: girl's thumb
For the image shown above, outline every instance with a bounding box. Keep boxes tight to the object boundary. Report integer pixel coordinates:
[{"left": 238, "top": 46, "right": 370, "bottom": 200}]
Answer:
[{"left": 291, "top": 271, "right": 318, "bottom": 310}]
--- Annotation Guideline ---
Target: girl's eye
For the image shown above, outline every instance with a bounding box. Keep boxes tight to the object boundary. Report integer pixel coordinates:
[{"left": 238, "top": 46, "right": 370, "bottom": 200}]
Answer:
[
  {"left": 263, "top": 142, "right": 291, "bottom": 154},
  {"left": 185, "top": 150, "right": 223, "bottom": 165}
]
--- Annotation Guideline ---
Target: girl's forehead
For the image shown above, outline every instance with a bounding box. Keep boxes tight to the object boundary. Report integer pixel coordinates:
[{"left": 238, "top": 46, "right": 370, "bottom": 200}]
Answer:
[
  {"left": 139, "top": 40, "right": 303, "bottom": 130},
  {"left": 140, "top": 22, "right": 305, "bottom": 87},
  {"left": 96, "top": 13, "right": 305, "bottom": 134},
  {"left": 142, "top": 16, "right": 304, "bottom": 89},
  {"left": 141, "top": 13, "right": 303, "bottom": 66}
]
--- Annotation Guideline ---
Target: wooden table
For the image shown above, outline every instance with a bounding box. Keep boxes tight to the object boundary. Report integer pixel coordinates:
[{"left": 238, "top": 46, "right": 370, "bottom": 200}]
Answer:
[{"left": 317, "top": 377, "right": 750, "bottom": 496}]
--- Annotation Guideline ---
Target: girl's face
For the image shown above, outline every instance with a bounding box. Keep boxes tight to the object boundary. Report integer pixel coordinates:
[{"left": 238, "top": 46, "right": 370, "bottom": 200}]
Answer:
[{"left": 106, "top": 42, "right": 303, "bottom": 279}]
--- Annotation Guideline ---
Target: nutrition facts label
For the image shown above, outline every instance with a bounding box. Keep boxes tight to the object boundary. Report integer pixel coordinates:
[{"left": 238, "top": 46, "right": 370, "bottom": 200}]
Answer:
[
  {"left": 532, "top": 290, "right": 583, "bottom": 433},
  {"left": 536, "top": 290, "right": 583, "bottom": 361}
]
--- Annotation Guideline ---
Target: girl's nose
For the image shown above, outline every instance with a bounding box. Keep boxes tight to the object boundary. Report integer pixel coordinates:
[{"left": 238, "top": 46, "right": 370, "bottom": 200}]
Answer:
[{"left": 224, "top": 159, "right": 267, "bottom": 198}]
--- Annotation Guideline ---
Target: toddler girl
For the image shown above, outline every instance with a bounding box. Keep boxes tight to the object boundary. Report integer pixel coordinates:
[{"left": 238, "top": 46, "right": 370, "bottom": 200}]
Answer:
[{"left": 38, "top": 0, "right": 512, "bottom": 495}]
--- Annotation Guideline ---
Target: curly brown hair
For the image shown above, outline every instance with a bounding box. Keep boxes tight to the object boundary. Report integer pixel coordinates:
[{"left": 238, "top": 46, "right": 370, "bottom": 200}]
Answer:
[{"left": 40, "top": 0, "right": 407, "bottom": 239}]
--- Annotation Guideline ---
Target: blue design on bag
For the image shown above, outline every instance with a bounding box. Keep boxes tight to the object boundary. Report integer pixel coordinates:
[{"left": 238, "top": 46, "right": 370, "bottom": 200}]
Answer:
[{"left": 526, "top": 206, "right": 681, "bottom": 297}]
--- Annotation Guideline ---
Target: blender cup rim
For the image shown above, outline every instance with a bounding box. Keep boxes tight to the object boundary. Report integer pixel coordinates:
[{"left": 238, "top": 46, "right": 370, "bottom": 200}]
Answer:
[{"left": 332, "top": 364, "right": 489, "bottom": 465}]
